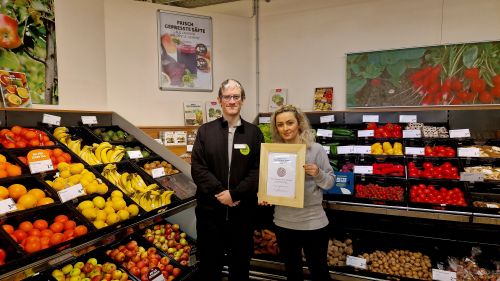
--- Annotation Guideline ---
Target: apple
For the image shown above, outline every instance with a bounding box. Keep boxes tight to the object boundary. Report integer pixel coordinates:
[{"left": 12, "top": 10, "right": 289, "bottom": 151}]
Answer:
[
  {"left": 114, "top": 252, "right": 125, "bottom": 262},
  {"left": 0, "top": 14, "right": 22, "bottom": 49},
  {"left": 180, "top": 232, "right": 187, "bottom": 238},
  {"left": 180, "top": 260, "right": 188, "bottom": 266},
  {"left": 154, "top": 225, "right": 161, "bottom": 230},
  {"left": 161, "top": 244, "right": 168, "bottom": 252},
  {"left": 130, "top": 266, "right": 140, "bottom": 276},
  {"left": 147, "top": 247, "right": 157, "bottom": 255},
  {"left": 158, "top": 263, "right": 165, "bottom": 270},
  {"left": 172, "top": 267, "right": 181, "bottom": 277},
  {"left": 119, "top": 272, "right": 129, "bottom": 281},
  {"left": 162, "top": 270, "right": 169, "bottom": 278},
  {"left": 131, "top": 254, "right": 141, "bottom": 263},
  {"left": 112, "top": 269, "right": 122, "bottom": 280},
  {"left": 168, "top": 275, "right": 175, "bottom": 281},
  {"left": 102, "top": 262, "right": 117, "bottom": 273},
  {"left": 140, "top": 251, "right": 148, "bottom": 259},
  {"left": 82, "top": 262, "right": 94, "bottom": 274},
  {"left": 140, "top": 273, "right": 149, "bottom": 281},
  {"left": 167, "top": 240, "right": 175, "bottom": 248},
  {"left": 160, "top": 256, "right": 170, "bottom": 265},
  {"left": 165, "top": 264, "right": 174, "bottom": 273},
  {"left": 91, "top": 276, "right": 101, "bottom": 281},
  {"left": 87, "top": 258, "right": 98, "bottom": 266},
  {"left": 140, "top": 266, "right": 149, "bottom": 276},
  {"left": 172, "top": 224, "right": 180, "bottom": 231},
  {"left": 102, "top": 273, "right": 112, "bottom": 281},
  {"left": 179, "top": 238, "right": 187, "bottom": 246},
  {"left": 69, "top": 268, "right": 81, "bottom": 276},
  {"left": 138, "top": 246, "right": 146, "bottom": 253},
  {"left": 127, "top": 240, "right": 138, "bottom": 251},
  {"left": 174, "top": 233, "right": 181, "bottom": 240},
  {"left": 167, "top": 248, "right": 176, "bottom": 254},
  {"left": 175, "top": 244, "right": 183, "bottom": 250},
  {"left": 165, "top": 228, "right": 172, "bottom": 235},
  {"left": 180, "top": 252, "right": 189, "bottom": 261}
]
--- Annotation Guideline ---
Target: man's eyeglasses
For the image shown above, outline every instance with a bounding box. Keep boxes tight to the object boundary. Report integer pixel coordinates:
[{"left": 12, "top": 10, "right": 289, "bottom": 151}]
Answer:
[{"left": 221, "top": 95, "right": 241, "bottom": 101}]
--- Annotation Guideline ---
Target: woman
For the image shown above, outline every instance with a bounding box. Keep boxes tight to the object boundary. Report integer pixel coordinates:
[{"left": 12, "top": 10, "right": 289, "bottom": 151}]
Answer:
[{"left": 270, "top": 104, "right": 334, "bottom": 281}]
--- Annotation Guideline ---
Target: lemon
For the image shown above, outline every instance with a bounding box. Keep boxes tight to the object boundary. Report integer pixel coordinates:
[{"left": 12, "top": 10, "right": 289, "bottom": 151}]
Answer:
[
  {"left": 59, "top": 170, "right": 72, "bottom": 179},
  {"left": 105, "top": 201, "right": 114, "bottom": 208},
  {"left": 127, "top": 204, "right": 139, "bottom": 217},
  {"left": 103, "top": 206, "right": 115, "bottom": 215},
  {"left": 70, "top": 163, "right": 85, "bottom": 175},
  {"left": 93, "top": 220, "right": 107, "bottom": 229},
  {"left": 52, "top": 180, "right": 66, "bottom": 191},
  {"left": 79, "top": 178, "right": 90, "bottom": 188},
  {"left": 45, "top": 180, "right": 54, "bottom": 187},
  {"left": 95, "top": 210, "right": 107, "bottom": 221},
  {"left": 81, "top": 171, "right": 96, "bottom": 181},
  {"left": 96, "top": 183, "right": 108, "bottom": 195},
  {"left": 81, "top": 208, "right": 97, "bottom": 220},
  {"left": 85, "top": 182, "right": 98, "bottom": 194},
  {"left": 111, "top": 190, "right": 123, "bottom": 198},
  {"left": 77, "top": 200, "right": 94, "bottom": 210},
  {"left": 58, "top": 162, "right": 70, "bottom": 172},
  {"left": 106, "top": 213, "right": 120, "bottom": 225},
  {"left": 117, "top": 209, "right": 130, "bottom": 221},
  {"left": 111, "top": 197, "right": 126, "bottom": 211},
  {"left": 67, "top": 174, "right": 82, "bottom": 186},
  {"left": 92, "top": 196, "right": 106, "bottom": 209}
]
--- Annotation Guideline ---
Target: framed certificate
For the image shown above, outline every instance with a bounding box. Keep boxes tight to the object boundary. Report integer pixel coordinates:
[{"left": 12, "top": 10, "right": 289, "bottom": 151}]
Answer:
[{"left": 258, "top": 143, "right": 306, "bottom": 208}]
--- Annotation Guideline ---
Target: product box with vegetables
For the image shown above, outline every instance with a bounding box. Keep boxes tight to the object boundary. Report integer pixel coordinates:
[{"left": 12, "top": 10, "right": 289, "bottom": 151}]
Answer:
[
  {"left": 460, "top": 157, "right": 500, "bottom": 182},
  {"left": 355, "top": 156, "right": 406, "bottom": 178},
  {"left": 407, "top": 179, "right": 470, "bottom": 211},
  {"left": 404, "top": 139, "right": 457, "bottom": 157},
  {"left": 407, "top": 157, "right": 461, "bottom": 180},
  {"left": 353, "top": 175, "right": 406, "bottom": 205}
]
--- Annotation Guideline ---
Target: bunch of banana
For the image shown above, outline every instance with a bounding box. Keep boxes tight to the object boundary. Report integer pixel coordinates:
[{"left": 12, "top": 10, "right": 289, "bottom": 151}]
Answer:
[
  {"left": 94, "top": 142, "right": 126, "bottom": 164},
  {"left": 53, "top": 127, "right": 69, "bottom": 141},
  {"left": 130, "top": 190, "right": 174, "bottom": 211},
  {"left": 79, "top": 145, "right": 102, "bottom": 165},
  {"left": 67, "top": 138, "right": 82, "bottom": 155}
]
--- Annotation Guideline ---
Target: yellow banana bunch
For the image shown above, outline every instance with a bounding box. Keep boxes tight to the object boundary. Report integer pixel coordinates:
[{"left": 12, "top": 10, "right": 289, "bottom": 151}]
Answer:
[
  {"left": 95, "top": 142, "right": 112, "bottom": 163},
  {"left": 53, "top": 127, "right": 69, "bottom": 141},
  {"left": 67, "top": 138, "right": 82, "bottom": 155},
  {"left": 79, "top": 145, "right": 102, "bottom": 165}
]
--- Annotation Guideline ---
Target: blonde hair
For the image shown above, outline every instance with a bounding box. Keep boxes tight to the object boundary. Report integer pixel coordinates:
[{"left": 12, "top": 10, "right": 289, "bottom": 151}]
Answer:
[{"left": 270, "top": 104, "right": 315, "bottom": 147}]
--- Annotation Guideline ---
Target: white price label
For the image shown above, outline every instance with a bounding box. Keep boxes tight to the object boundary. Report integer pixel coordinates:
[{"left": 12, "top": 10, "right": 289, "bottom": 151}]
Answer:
[
  {"left": 457, "top": 147, "right": 480, "bottom": 157},
  {"left": 432, "top": 269, "right": 457, "bottom": 281},
  {"left": 148, "top": 267, "right": 166, "bottom": 281},
  {"left": 0, "top": 198, "right": 17, "bottom": 215},
  {"left": 81, "top": 116, "right": 98, "bottom": 125},
  {"left": 353, "top": 145, "right": 371, "bottom": 154},
  {"left": 460, "top": 172, "right": 484, "bottom": 182},
  {"left": 346, "top": 256, "right": 367, "bottom": 269},
  {"left": 186, "top": 144, "right": 193, "bottom": 152},
  {"left": 316, "top": 129, "right": 333, "bottom": 138},
  {"left": 154, "top": 139, "right": 163, "bottom": 144},
  {"left": 29, "top": 159, "right": 54, "bottom": 174},
  {"left": 357, "top": 130, "right": 374, "bottom": 137},
  {"left": 399, "top": 115, "right": 417, "bottom": 123},
  {"left": 320, "top": 115, "right": 335, "bottom": 123},
  {"left": 322, "top": 146, "right": 330, "bottom": 154},
  {"left": 127, "top": 150, "right": 143, "bottom": 159},
  {"left": 337, "top": 145, "right": 354, "bottom": 154},
  {"left": 259, "top": 117, "right": 271, "bottom": 124},
  {"left": 58, "top": 184, "right": 85, "bottom": 203},
  {"left": 449, "top": 129, "right": 471, "bottom": 138},
  {"left": 486, "top": 203, "right": 498, "bottom": 208},
  {"left": 362, "top": 115, "right": 379, "bottom": 123},
  {"left": 354, "top": 165, "right": 373, "bottom": 174},
  {"left": 152, "top": 167, "right": 166, "bottom": 178},
  {"left": 405, "top": 147, "right": 425, "bottom": 156},
  {"left": 42, "top": 114, "right": 61, "bottom": 126},
  {"left": 403, "top": 129, "right": 422, "bottom": 138}
]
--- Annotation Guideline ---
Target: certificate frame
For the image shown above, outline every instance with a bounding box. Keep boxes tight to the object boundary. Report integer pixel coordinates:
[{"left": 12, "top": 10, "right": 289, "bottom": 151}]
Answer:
[{"left": 258, "top": 143, "right": 306, "bottom": 208}]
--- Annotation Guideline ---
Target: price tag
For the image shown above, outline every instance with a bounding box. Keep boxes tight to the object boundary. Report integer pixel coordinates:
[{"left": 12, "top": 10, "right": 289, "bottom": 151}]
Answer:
[
  {"left": 405, "top": 147, "right": 425, "bottom": 156},
  {"left": 357, "top": 130, "right": 374, "bottom": 137},
  {"left": 362, "top": 115, "right": 379, "bottom": 123},
  {"left": 148, "top": 267, "right": 165, "bottom": 281},
  {"left": 259, "top": 117, "right": 271, "bottom": 124},
  {"left": 0, "top": 198, "right": 17, "bottom": 215},
  {"left": 81, "top": 115, "right": 98, "bottom": 125},
  {"left": 449, "top": 129, "right": 470, "bottom": 138},
  {"left": 42, "top": 114, "right": 61, "bottom": 126},
  {"left": 29, "top": 160, "right": 54, "bottom": 174},
  {"left": 151, "top": 167, "right": 166, "bottom": 178},
  {"left": 346, "top": 256, "right": 367, "bottom": 269},
  {"left": 457, "top": 147, "right": 480, "bottom": 157},
  {"left": 127, "top": 150, "right": 143, "bottom": 159},
  {"left": 154, "top": 139, "right": 163, "bottom": 144},
  {"left": 58, "top": 184, "right": 85, "bottom": 203},
  {"left": 337, "top": 145, "right": 354, "bottom": 154},
  {"left": 354, "top": 165, "right": 373, "bottom": 174},
  {"left": 186, "top": 145, "right": 193, "bottom": 152},
  {"left": 320, "top": 115, "right": 335, "bottom": 123},
  {"left": 403, "top": 129, "right": 422, "bottom": 138},
  {"left": 460, "top": 172, "right": 484, "bottom": 182},
  {"left": 353, "top": 146, "right": 371, "bottom": 154},
  {"left": 486, "top": 203, "right": 498, "bottom": 208},
  {"left": 322, "top": 146, "right": 330, "bottom": 154},
  {"left": 316, "top": 129, "right": 333, "bottom": 138},
  {"left": 399, "top": 115, "right": 417, "bottom": 123},
  {"left": 432, "top": 269, "right": 457, "bottom": 281}
]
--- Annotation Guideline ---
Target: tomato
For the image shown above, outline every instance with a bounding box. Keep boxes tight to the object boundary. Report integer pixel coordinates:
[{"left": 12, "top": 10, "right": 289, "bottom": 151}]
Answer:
[
  {"left": 479, "top": 91, "right": 493, "bottom": 103},
  {"left": 423, "top": 162, "right": 433, "bottom": 170},
  {"left": 424, "top": 146, "right": 433, "bottom": 155}
]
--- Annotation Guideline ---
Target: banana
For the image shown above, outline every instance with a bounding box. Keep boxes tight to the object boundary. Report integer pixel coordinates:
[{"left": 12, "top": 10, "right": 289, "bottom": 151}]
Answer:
[
  {"left": 53, "top": 127, "right": 69, "bottom": 140},
  {"left": 108, "top": 147, "right": 125, "bottom": 163},
  {"left": 68, "top": 139, "right": 82, "bottom": 155},
  {"left": 95, "top": 142, "right": 112, "bottom": 162},
  {"left": 100, "top": 147, "right": 111, "bottom": 163},
  {"left": 119, "top": 172, "right": 130, "bottom": 189}
]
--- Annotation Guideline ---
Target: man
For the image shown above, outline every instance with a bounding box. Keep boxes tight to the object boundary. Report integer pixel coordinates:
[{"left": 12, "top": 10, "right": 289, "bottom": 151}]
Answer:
[{"left": 191, "top": 79, "right": 264, "bottom": 281}]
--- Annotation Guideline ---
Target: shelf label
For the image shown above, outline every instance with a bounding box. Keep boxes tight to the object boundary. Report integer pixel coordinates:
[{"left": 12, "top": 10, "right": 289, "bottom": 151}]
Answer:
[
  {"left": 186, "top": 145, "right": 193, "bottom": 152},
  {"left": 148, "top": 267, "right": 165, "bottom": 281},
  {"left": 432, "top": 269, "right": 457, "bottom": 281},
  {"left": 0, "top": 198, "right": 17, "bottom": 215},
  {"left": 460, "top": 172, "right": 484, "bottom": 182},
  {"left": 357, "top": 130, "right": 374, "bottom": 137},
  {"left": 322, "top": 146, "right": 330, "bottom": 154},
  {"left": 127, "top": 150, "right": 143, "bottom": 159},
  {"left": 449, "top": 129, "right": 470, "bottom": 138},
  {"left": 154, "top": 139, "right": 163, "bottom": 144},
  {"left": 399, "top": 114, "right": 417, "bottom": 123},
  {"left": 362, "top": 115, "right": 379, "bottom": 123},
  {"left": 42, "top": 113, "right": 61, "bottom": 126},
  {"left": 346, "top": 256, "right": 367, "bottom": 269},
  {"left": 58, "top": 184, "right": 85, "bottom": 203},
  {"left": 259, "top": 117, "right": 271, "bottom": 124},
  {"left": 320, "top": 115, "right": 335, "bottom": 123},
  {"left": 486, "top": 203, "right": 498, "bottom": 208},
  {"left": 354, "top": 165, "right": 373, "bottom": 174},
  {"left": 403, "top": 129, "right": 422, "bottom": 138},
  {"left": 457, "top": 147, "right": 480, "bottom": 157},
  {"left": 337, "top": 145, "right": 354, "bottom": 154},
  {"left": 405, "top": 147, "right": 425, "bottom": 156},
  {"left": 81, "top": 115, "right": 98, "bottom": 125},
  {"left": 353, "top": 145, "right": 371, "bottom": 154},
  {"left": 316, "top": 129, "right": 332, "bottom": 138},
  {"left": 151, "top": 167, "right": 166, "bottom": 179},
  {"left": 27, "top": 149, "right": 54, "bottom": 174}
]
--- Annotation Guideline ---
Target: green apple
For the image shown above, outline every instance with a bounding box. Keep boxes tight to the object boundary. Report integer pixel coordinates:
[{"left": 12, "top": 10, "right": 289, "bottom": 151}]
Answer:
[
  {"left": 62, "top": 264, "right": 73, "bottom": 275},
  {"left": 87, "top": 258, "right": 98, "bottom": 265},
  {"left": 70, "top": 268, "right": 81, "bottom": 276},
  {"left": 74, "top": 261, "right": 85, "bottom": 269}
]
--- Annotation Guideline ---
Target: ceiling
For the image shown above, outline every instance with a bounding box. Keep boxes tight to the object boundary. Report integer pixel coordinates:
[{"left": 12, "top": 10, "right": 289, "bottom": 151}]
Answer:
[{"left": 136, "top": 0, "right": 241, "bottom": 8}]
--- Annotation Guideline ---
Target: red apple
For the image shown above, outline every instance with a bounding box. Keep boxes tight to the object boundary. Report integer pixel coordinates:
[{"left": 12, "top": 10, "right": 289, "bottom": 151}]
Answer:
[
  {"left": 180, "top": 260, "right": 188, "bottom": 266},
  {"left": 172, "top": 267, "right": 181, "bottom": 277},
  {"left": 130, "top": 266, "right": 141, "bottom": 277},
  {"left": 0, "top": 14, "right": 22, "bottom": 49},
  {"left": 180, "top": 253, "right": 189, "bottom": 261},
  {"left": 114, "top": 252, "right": 125, "bottom": 263},
  {"left": 102, "top": 273, "right": 112, "bottom": 281},
  {"left": 160, "top": 256, "right": 170, "bottom": 265},
  {"left": 132, "top": 254, "right": 141, "bottom": 263},
  {"left": 147, "top": 247, "right": 157, "bottom": 255},
  {"left": 127, "top": 240, "right": 138, "bottom": 251},
  {"left": 165, "top": 264, "right": 174, "bottom": 273},
  {"left": 172, "top": 224, "right": 180, "bottom": 231}
]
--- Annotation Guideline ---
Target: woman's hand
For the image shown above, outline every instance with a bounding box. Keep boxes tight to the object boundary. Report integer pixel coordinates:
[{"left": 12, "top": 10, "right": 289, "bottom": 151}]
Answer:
[{"left": 303, "top": 163, "right": 320, "bottom": 177}]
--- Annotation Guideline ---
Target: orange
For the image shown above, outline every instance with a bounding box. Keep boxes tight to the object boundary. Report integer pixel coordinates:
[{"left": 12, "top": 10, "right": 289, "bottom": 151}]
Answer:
[
  {"left": 0, "top": 154, "right": 6, "bottom": 163},
  {"left": 27, "top": 189, "right": 46, "bottom": 200},
  {"left": 63, "top": 229, "right": 74, "bottom": 240},
  {"left": 2, "top": 224, "right": 14, "bottom": 234},
  {"left": 33, "top": 219, "right": 49, "bottom": 231},
  {"left": 49, "top": 233, "right": 65, "bottom": 246},
  {"left": 6, "top": 165, "right": 22, "bottom": 177},
  {"left": 49, "top": 222, "right": 64, "bottom": 233},
  {"left": 74, "top": 225, "right": 88, "bottom": 237},
  {"left": 8, "top": 184, "right": 27, "bottom": 200},
  {"left": 54, "top": 215, "right": 69, "bottom": 223},
  {"left": 56, "top": 156, "right": 66, "bottom": 164},
  {"left": 17, "top": 194, "right": 37, "bottom": 209},
  {"left": 24, "top": 241, "right": 41, "bottom": 253},
  {"left": 19, "top": 221, "right": 33, "bottom": 233},
  {"left": 0, "top": 170, "right": 7, "bottom": 178},
  {"left": 52, "top": 148, "right": 63, "bottom": 157},
  {"left": 0, "top": 186, "right": 8, "bottom": 199},
  {"left": 36, "top": 197, "right": 54, "bottom": 206},
  {"left": 62, "top": 153, "right": 72, "bottom": 162},
  {"left": 40, "top": 229, "right": 53, "bottom": 237},
  {"left": 15, "top": 203, "right": 25, "bottom": 211},
  {"left": 64, "top": 220, "right": 76, "bottom": 230}
]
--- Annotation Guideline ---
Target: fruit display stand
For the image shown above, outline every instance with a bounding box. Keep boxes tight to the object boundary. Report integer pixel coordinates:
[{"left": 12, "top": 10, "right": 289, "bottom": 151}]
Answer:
[
  {"left": 253, "top": 107, "right": 500, "bottom": 281},
  {"left": 0, "top": 108, "right": 196, "bottom": 281}
]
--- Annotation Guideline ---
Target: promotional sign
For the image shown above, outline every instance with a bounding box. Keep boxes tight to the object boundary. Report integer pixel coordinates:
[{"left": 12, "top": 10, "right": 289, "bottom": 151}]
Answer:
[
  {"left": 325, "top": 172, "right": 354, "bottom": 195},
  {"left": 158, "top": 11, "right": 213, "bottom": 91}
]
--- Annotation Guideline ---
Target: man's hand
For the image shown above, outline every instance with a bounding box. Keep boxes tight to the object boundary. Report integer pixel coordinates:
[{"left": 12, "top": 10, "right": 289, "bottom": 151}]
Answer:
[{"left": 215, "top": 190, "right": 240, "bottom": 206}]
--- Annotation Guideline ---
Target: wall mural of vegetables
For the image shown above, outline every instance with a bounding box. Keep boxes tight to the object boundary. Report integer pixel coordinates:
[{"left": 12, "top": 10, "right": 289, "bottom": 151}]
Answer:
[
  {"left": 346, "top": 41, "right": 500, "bottom": 107},
  {"left": 0, "top": 0, "right": 58, "bottom": 105}
]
